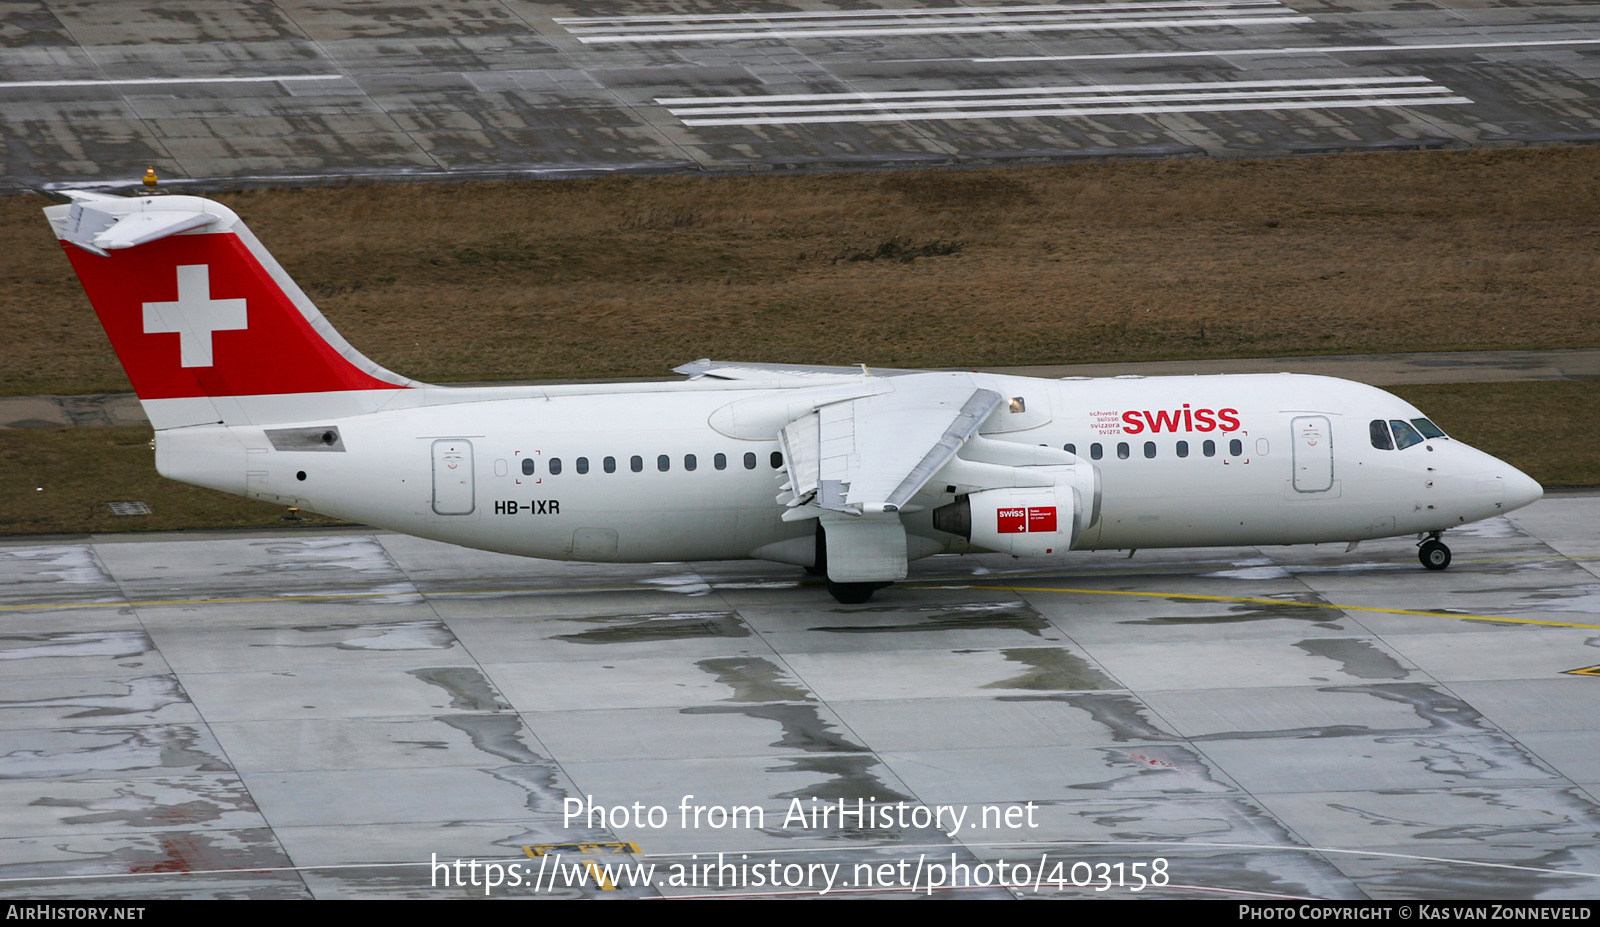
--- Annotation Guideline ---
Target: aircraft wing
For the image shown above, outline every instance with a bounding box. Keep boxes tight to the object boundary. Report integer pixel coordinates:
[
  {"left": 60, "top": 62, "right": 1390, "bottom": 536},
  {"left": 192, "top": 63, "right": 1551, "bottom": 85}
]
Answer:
[
  {"left": 674, "top": 358, "right": 924, "bottom": 382},
  {"left": 777, "top": 373, "right": 1003, "bottom": 516}
]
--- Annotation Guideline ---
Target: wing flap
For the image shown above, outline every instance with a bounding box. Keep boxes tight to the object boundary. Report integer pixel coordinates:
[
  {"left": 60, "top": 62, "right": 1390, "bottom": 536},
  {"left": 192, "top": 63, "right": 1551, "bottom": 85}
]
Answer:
[{"left": 778, "top": 373, "right": 1003, "bottom": 515}]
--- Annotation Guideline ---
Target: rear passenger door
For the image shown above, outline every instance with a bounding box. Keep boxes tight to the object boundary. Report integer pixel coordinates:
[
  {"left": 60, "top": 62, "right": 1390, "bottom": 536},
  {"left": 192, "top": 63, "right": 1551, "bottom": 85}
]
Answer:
[{"left": 432, "top": 439, "right": 475, "bottom": 514}]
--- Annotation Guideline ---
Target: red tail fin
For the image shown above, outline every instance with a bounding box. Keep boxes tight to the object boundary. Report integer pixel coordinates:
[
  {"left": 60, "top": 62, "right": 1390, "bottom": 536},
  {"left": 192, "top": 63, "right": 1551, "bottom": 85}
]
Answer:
[{"left": 46, "top": 192, "right": 413, "bottom": 429}]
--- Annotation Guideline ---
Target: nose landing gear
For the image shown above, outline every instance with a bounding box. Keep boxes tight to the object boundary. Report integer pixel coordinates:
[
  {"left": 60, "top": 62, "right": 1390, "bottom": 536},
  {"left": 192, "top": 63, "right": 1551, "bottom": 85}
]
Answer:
[{"left": 1418, "top": 532, "right": 1452, "bottom": 571}]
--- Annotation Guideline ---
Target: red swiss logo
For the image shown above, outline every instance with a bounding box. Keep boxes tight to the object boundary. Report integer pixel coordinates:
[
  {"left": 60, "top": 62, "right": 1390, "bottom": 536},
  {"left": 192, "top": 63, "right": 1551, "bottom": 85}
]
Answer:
[{"left": 998, "top": 506, "right": 1057, "bottom": 534}]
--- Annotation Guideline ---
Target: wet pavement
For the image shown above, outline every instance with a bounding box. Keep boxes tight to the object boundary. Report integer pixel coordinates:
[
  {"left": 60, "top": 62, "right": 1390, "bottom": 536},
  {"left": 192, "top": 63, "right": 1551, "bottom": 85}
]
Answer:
[{"left": 0, "top": 497, "right": 1597, "bottom": 898}]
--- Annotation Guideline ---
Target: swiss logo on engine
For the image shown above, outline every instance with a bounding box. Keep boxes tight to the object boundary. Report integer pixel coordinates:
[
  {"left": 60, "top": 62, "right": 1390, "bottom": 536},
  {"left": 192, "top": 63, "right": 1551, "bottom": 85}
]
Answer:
[{"left": 998, "top": 506, "right": 1056, "bottom": 534}]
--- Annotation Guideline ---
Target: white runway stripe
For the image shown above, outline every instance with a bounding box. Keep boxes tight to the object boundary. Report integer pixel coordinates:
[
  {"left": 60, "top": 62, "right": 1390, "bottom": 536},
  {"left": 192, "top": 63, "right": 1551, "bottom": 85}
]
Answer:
[
  {"left": 657, "top": 77, "right": 1471, "bottom": 127},
  {"left": 555, "top": 0, "right": 1286, "bottom": 25},
  {"left": 656, "top": 75, "right": 1435, "bottom": 106},
  {"left": 674, "top": 86, "right": 1457, "bottom": 117},
  {"left": 0, "top": 74, "right": 346, "bottom": 90},
  {"left": 980, "top": 36, "right": 1600, "bottom": 62},
  {"left": 560, "top": 1, "right": 1311, "bottom": 44}
]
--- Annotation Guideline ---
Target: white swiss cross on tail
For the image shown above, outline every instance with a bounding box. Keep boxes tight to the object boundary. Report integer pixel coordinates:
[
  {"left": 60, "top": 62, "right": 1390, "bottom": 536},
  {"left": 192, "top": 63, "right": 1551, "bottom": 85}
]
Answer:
[{"left": 142, "top": 264, "right": 247, "bottom": 367}]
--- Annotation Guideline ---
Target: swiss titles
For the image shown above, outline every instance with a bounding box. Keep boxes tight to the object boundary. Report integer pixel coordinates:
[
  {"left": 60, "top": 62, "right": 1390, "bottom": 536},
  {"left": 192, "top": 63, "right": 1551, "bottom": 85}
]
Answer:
[{"left": 1120, "top": 405, "right": 1240, "bottom": 435}]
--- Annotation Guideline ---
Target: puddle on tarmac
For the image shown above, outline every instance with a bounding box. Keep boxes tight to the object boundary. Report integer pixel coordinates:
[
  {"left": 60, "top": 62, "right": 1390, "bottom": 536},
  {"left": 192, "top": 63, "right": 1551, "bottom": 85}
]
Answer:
[
  {"left": 695, "top": 657, "right": 813, "bottom": 702},
  {"left": 554, "top": 611, "right": 748, "bottom": 644},
  {"left": 996, "top": 693, "right": 1175, "bottom": 741},
  {"left": 1294, "top": 638, "right": 1411, "bottom": 680},
  {"left": 434, "top": 713, "right": 546, "bottom": 764},
  {"left": 255, "top": 620, "right": 458, "bottom": 651},
  {"left": 813, "top": 601, "right": 1051, "bottom": 636},
  {"left": 979, "top": 647, "right": 1118, "bottom": 691},
  {"left": 770, "top": 754, "right": 914, "bottom": 803},
  {"left": 0, "top": 630, "right": 154, "bottom": 662},
  {"left": 0, "top": 675, "right": 191, "bottom": 721},
  {"left": 408, "top": 667, "right": 512, "bottom": 712},
  {"left": 680, "top": 703, "right": 867, "bottom": 753},
  {"left": 0, "top": 725, "right": 231, "bottom": 779},
  {"left": 1190, "top": 683, "right": 1496, "bottom": 742},
  {"left": 1122, "top": 597, "right": 1336, "bottom": 627}
]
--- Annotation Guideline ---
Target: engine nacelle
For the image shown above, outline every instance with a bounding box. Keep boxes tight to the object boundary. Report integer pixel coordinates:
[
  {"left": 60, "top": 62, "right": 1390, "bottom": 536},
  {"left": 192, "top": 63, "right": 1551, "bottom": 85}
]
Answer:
[{"left": 932, "top": 464, "right": 1100, "bottom": 557}]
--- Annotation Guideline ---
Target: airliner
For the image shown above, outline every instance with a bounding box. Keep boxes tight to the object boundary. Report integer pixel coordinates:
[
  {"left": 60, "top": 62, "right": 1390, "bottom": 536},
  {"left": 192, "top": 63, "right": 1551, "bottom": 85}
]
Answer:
[{"left": 43, "top": 189, "right": 1543, "bottom": 603}]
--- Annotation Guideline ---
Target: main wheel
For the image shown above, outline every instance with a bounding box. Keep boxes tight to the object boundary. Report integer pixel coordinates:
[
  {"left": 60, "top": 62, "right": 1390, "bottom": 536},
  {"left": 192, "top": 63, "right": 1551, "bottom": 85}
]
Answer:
[
  {"left": 1419, "top": 539, "right": 1452, "bottom": 571},
  {"left": 826, "top": 580, "right": 882, "bottom": 604}
]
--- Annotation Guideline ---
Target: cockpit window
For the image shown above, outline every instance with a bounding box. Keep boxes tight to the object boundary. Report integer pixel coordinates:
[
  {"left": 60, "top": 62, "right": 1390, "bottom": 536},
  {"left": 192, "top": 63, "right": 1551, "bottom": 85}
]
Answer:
[
  {"left": 1369, "top": 420, "right": 1393, "bottom": 450},
  {"left": 1411, "top": 418, "right": 1446, "bottom": 439},
  {"left": 1390, "top": 419, "right": 1424, "bottom": 450}
]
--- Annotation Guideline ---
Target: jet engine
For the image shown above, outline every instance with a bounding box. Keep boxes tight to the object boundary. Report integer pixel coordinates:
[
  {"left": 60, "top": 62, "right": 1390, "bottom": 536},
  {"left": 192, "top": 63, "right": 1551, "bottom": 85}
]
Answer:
[{"left": 933, "top": 464, "right": 1099, "bottom": 557}]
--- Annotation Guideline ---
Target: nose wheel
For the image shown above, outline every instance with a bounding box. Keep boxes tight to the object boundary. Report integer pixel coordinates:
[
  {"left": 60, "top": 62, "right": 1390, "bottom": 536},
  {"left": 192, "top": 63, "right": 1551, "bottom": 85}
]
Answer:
[{"left": 1418, "top": 534, "right": 1452, "bottom": 571}]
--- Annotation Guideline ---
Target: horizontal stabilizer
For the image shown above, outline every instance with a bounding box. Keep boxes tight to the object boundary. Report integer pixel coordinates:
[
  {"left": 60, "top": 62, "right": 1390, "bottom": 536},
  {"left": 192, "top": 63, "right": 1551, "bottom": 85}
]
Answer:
[{"left": 61, "top": 197, "right": 221, "bottom": 255}]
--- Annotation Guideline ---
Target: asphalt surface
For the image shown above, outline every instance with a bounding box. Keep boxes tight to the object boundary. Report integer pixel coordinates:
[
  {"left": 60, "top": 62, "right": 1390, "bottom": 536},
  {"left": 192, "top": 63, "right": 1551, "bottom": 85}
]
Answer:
[
  {"left": 3, "top": 0, "right": 1600, "bottom": 190},
  {"left": 0, "top": 500, "right": 1596, "bottom": 899}
]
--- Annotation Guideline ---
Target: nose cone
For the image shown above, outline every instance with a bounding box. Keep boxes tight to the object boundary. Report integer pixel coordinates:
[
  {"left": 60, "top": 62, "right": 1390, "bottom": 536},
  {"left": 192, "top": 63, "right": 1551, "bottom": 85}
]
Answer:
[{"left": 1503, "top": 464, "right": 1543, "bottom": 513}]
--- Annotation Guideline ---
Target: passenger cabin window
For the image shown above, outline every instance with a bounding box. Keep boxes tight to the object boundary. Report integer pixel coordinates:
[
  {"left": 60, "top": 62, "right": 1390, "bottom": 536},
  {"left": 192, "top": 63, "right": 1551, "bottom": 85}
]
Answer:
[
  {"left": 1090, "top": 443, "right": 1103, "bottom": 460},
  {"left": 771, "top": 451, "right": 784, "bottom": 469},
  {"left": 576, "top": 457, "right": 589, "bottom": 474},
  {"left": 604, "top": 456, "right": 616, "bottom": 473},
  {"left": 744, "top": 452, "right": 757, "bottom": 470},
  {"left": 631, "top": 455, "right": 643, "bottom": 473},
  {"left": 1390, "top": 420, "right": 1424, "bottom": 450},
  {"left": 1143, "top": 441, "right": 1156, "bottom": 459},
  {"left": 1203, "top": 440, "right": 1216, "bottom": 457},
  {"left": 1064, "top": 443, "right": 1076, "bottom": 455},
  {"left": 1176, "top": 440, "right": 1189, "bottom": 458},
  {"left": 1117, "top": 442, "right": 1130, "bottom": 460},
  {"left": 715, "top": 453, "right": 727, "bottom": 470},
  {"left": 684, "top": 454, "right": 697, "bottom": 471},
  {"left": 657, "top": 454, "right": 670, "bottom": 472},
  {"left": 1412, "top": 418, "right": 1446, "bottom": 439},
  {"left": 521, "top": 458, "right": 535, "bottom": 476},
  {"left": 1229, "top": 439, "right": 1243, "bottom": 457},
  {"left": 548, "top": 458, "right": 562, "bottom": 475},
  {"left": 1370, "top": 420, "right": 1394, "bottom": 450}
]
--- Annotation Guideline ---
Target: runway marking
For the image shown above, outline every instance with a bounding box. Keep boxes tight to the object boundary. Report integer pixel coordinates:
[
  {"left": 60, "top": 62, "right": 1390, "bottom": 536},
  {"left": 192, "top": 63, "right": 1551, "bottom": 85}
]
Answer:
[
  {"left": 557, "top": 1, "right": 1310, "bottom": 44},
  {"left": 657, "top": 75, "right": 1441, "bottom": 106},
  {"left": 978, "top": 36, "right": 1600, "bottom": 63},
  {"left": 1563, "top": 664, "right": 1600, "bottom": 677},
  {"left": 657, "top": 76, "right": 1470, "bottom": 127},
  {"left": 558, "top": 1, "right": 1290, "bottom": 24},
  {"left": 674, "top": 86, "right": 1456, "bottom": 116},
  {"left": 956, "top": 584, "right": 1600, "bottom": 629},
  {"left": 0, "top": 74, "right": 347, "bottom": 90}
]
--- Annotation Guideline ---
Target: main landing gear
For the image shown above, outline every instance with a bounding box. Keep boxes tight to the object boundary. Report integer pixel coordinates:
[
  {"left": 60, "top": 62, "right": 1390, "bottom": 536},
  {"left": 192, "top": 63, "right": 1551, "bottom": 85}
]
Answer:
[
  {"left": 825, "top": 580, "right": 890, "bottom": 605},
  {"left": 812, "top": 523, "right": 893, "bottom": 603},
  {"left": 1418, "top": 532, "right": 1452, "bottom": 571}
]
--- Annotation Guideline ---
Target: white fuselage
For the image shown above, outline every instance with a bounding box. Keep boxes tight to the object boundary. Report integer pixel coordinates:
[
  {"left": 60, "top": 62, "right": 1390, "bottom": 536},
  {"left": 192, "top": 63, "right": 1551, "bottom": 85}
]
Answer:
[{"left": 154, "top": 371, "right": 1539, "bottom": 567}]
